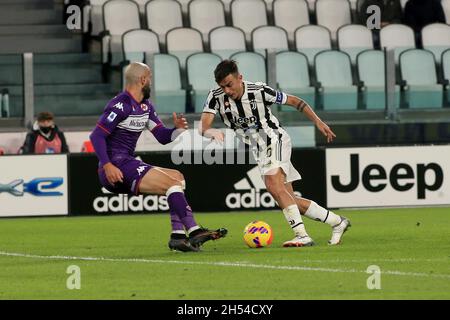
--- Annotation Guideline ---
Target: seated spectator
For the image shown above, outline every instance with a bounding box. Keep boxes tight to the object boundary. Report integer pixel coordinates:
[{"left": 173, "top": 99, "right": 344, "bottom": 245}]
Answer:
[
  {"left": 404, "top": 0, "right": 446, "bottom": 39},
  {"left": 359, "top": 0, "right": 403, "bottom": 27},
  {"left": 20, "top": 111, "right": 69, "bottom": 154}
]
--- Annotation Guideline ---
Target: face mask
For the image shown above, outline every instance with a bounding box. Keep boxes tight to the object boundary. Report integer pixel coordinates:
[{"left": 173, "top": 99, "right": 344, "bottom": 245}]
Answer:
[
  {"left": 142, "top": 83, "right": 151, "bottom": 100},
  {"left": 39, "top": 126, "right": 52, "bottom": 134}
]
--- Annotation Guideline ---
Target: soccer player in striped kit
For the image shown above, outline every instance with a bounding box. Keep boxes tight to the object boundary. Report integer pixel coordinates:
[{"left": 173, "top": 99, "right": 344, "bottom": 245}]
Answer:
[
  {"left": 90, "top": 62, "right": 227, "bottom": 252},
  {"left": 200, "top": 60, "right": 351, "bottom": 247}
]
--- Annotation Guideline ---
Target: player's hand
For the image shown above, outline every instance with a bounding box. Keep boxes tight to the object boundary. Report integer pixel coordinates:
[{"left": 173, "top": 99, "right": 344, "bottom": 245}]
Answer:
[
  {"left": 315, "top": 120, "right": 336, "bottom": 143},
  {"left": 173, "top": 112, "right": 188, "bottom": 130},
  {"left": 208, "top": 129, "right": 225, "bottom": 143},
  {"left": 103, "top": 162, "right": 124, "bottom": 185}
]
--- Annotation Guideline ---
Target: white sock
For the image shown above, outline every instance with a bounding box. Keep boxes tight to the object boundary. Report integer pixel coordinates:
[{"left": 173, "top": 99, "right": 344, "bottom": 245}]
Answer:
[
  {"left": 282, "top": 204, "right": 308, "bottom": 237},
  {"left": 304, "top": 201, "right": 341, "bottom": 226},
  {"left": 187, "top": 226, "right": 200, "bottom": 234}
]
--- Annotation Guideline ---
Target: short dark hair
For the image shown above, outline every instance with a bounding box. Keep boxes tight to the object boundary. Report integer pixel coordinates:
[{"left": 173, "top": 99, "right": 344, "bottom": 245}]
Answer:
[
  {"left": 37, "top": 111, "right": 54, "bottom": 122},
  {"left": 214, "top": 59, "right": 239, "bottom": 83}
]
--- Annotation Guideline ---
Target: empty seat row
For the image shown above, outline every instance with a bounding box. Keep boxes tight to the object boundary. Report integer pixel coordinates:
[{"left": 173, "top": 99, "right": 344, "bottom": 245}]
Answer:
[
  {"left": 127, "top": 49, "right": 450, "bottom": 113},
  {"left": 118, "top": 23, "right": 450, "bottom": 70},
  {"left": 98, "top": 0, "right": 450, "bottom": 65}
]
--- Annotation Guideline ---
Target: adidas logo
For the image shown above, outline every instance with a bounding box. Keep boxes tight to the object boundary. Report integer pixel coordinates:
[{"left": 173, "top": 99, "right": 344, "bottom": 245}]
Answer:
[
  {"left": 92, "top": 187, "right": 168, "bottom": 213},
  {"left": 225, "top": 167, "right": 302, "bottom": 209}
]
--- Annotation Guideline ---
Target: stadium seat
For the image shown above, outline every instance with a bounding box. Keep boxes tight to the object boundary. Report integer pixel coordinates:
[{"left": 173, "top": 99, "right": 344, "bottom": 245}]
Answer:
[
  {"left": 189, "top": 0, "right": 226, "bottom": 45},
  {"left": 337, "top": 24, "right": 373, "bottom": 65},
  {"left": 209, "top": 26, "right": 246, "bottom": 60},
  {"left": 315, "top": 50, "right": 358, "bottom": 110},
  {"left": 380, "top": 24, "right": 416, "bottom": 64},
  {"left": 276, "top": 51, "right": 315, "bottom": 111},
  {"left": 186, "top": 53, "right": 222, "bottom": 112},
  {"left": 122, "top": 29, "right": 159, "bottom": 63},
  {"left": 153, "top": 54, "right": 186, "bottom": 113},
  {"left": 295, "top": 25, "right": 332, "bottom": 66},
  {"left": 273, "top": 0, "right": 310, "bottom": 44},
  {"left": 146, "top": 0, "right": 183, "bottom": 49},
  {"left": 421, "top": 23, "right": 450, "bottom": 65},
  {"left": 231, "top": 0, "right": 268, "bottom": 43},
  {"left": 400, "top": 49, "right": 443, "bottom": 108},
  {"left": 443, "top": 0, "right": 450, "bottom": 23},
  {"left": 102, "top": 0, "right": 141, "bottom": 65},
  {"left": 315, "top": 0, "right": 352, "bottom": 41},
  {"left": 357, "top": 50, "right": 400, "bottom": 109},
  {"left": 252, "top": 26, "right": 289, "bottom": 57},
  {"left": 230, "top": 51, "right": 267, "bottom": 83},
  {"left": 83, "top": 0, "right": 108, "bottom": 36},
  {"left": 166, "top": 28, "right": 204, "bottom": 69},
  {"left": 443, "top": 49, "right": 450, "bottom": 106}
]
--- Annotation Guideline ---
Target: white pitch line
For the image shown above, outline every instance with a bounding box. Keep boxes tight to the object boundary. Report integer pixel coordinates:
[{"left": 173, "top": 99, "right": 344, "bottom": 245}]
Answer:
[{"left": 1, "top": 251, "right": 449, "bottom": 280}]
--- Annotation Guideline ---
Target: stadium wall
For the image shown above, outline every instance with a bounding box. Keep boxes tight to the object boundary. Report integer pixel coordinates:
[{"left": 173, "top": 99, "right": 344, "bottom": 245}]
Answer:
[{"left": 1, "top": 145, "right": 449, "bottom": 217}]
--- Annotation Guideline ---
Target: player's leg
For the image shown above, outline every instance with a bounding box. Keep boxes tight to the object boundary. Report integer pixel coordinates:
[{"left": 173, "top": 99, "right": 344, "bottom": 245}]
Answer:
[
  {"left": 264, "top": 168, "right": 314, "bottom": 247},
  {"left": 138, "top": 167, "right": 227, "bottom": 250},
  {"left": 285, "top": 183, "right": 351, "bottom": 245}
]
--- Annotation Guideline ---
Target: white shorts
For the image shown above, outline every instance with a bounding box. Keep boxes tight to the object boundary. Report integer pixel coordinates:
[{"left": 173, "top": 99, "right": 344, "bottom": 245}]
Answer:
[{"left": 252, "top": 135, "right": 301, "bottom": 184}]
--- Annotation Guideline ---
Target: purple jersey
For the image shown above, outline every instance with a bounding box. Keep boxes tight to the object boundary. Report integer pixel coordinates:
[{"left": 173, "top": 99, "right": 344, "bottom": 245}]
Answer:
[
  {"left": 97, "top": 91, "right": 163, "bottom": 158},
  {"left": 90, "top": 91, "right": 177, "bottom": 194}
]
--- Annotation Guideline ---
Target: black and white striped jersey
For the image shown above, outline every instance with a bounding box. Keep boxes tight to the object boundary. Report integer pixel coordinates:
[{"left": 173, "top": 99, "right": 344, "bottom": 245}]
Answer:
[{"left": 203, "top": 81, "right": 288, "bottom": 147}]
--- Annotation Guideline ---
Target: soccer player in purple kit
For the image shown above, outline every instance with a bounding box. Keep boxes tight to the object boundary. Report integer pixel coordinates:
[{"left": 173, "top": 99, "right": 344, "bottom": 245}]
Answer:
[{"left": 89, "top": 62, "right": 227, "bottom": 252}]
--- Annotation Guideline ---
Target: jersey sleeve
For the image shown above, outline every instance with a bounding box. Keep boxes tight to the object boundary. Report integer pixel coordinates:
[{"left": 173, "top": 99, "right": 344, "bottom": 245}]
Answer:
[
  {"left": 260, "top": 83, "right": 288, "bottom": 106},
  {"left": 202, "top": 90, "right": 219, "bottom": 114},
  {"left": 146, "top": 103, "right": 163, "bottom": 131},
  {"left": 146, "top": 102, "right": 176, "bottom": 145},
  {"left": 96, "top": 97, "right": 132, "bottom": 134}
]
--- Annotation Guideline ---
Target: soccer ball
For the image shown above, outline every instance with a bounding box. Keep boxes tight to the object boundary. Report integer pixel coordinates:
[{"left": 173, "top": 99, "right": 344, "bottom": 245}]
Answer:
[{"left": 243, "top": 221, "right": 273, "bottom": 248}]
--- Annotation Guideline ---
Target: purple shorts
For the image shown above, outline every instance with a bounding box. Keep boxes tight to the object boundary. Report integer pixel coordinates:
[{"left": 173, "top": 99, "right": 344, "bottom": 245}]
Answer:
[{"left": 98, "top": 154, "right": 153, "bottom": 195}]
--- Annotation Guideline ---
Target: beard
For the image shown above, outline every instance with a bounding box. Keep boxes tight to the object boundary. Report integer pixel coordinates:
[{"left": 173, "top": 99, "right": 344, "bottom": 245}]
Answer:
[{"left": 142, "top": 85, "right": 151, "bottom": 101}]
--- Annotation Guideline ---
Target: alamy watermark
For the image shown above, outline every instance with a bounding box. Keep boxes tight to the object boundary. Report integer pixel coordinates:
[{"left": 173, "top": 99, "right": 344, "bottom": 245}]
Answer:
[
  {"left": 66, "top": 265, "right": 81, "bottom": 290},
  {"left": 366, "top": 5, "right": 381, "bottom": 30},
  {"left": 167, "top": 121, "right": 286, "bottom": 166},
  {"left": 66, "top": 5, "right": 81, "bottom": 30},
  {"left": 366, "top": 265, "right": 381, "bottom": 290}
]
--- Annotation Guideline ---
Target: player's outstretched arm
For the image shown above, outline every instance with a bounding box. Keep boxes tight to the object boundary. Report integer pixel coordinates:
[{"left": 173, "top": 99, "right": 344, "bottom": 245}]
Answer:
[
  {"left": 285, "top": 95, "right": 336, "bottom": 143},
  {"left": 199, "top": 112, "right": 224, "bottom": 142}
]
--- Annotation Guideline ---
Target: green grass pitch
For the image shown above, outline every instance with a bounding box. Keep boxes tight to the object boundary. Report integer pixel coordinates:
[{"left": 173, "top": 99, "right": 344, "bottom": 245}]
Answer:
[{"left": 0, "top": 207, "right": 449, "bottom": 299}]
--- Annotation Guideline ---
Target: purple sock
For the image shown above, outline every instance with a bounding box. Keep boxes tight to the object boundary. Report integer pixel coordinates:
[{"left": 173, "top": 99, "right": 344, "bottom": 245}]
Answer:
[
  {"left": 170, "top": 211, "right": 185, "bottom": 233},
  {"left": 167, "top": 191, "right": 198, "bottom": 230}
]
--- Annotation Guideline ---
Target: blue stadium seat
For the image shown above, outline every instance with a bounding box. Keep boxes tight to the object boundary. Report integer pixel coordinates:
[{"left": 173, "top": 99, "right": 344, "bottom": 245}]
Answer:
[
  {"left": 276, "top": 51, "right": 315, "bottom": 111},
  {"left": 357, "top": 50, "right": 400, "bottom": 109},
  {"left": 230, "top": 51, "right": 267, "bottom": 83},
  {"left": 422, "top": 23, "right": 450, "bottom": 65},
  {"left": 153, "top": 54, "right": 186, "bottom": 113},
  {"left": 186, "top": 53, "right": 222, "bottom": 112},
  {"left": 400, "top": 49, "right": 443, "bottom": 108},
  {"left": 315, "top": 50, "right": 358, "bottom": 110}
]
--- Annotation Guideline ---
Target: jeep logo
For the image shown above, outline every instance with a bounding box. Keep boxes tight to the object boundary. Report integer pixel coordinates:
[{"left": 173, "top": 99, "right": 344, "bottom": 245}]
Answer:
[
  {"left": 232, "top": 116, "right": 257, "bottom": 125},
  {"left": 331, "top": 154, "right": 444, "bottom": 199}
]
